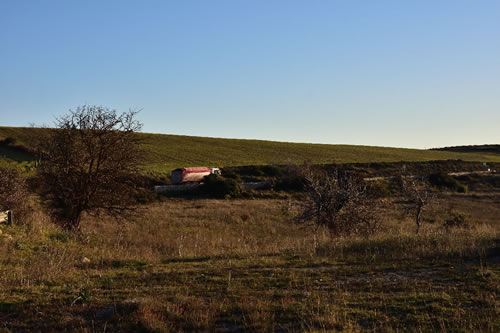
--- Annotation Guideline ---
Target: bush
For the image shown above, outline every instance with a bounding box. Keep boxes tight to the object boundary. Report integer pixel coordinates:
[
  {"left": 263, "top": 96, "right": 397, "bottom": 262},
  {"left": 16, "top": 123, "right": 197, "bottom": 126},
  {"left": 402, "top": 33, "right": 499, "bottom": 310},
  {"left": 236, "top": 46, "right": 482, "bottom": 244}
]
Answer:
[
  {"left": 275, "top": 175, "right": 304, "bottom": 192},
  {"left": 428, "top": 172, "right": 466, "bottom": 192},
  {"left": 37, "top": 106, "right": 143, "bottom": 230},
  {"left": 0, "top": 137, "right": 17, "bottom": 145},
  {"left": 259, "top": 165, "right": 284, "bottom": 177},
  {"left": 443, "top": 211, "right": 470, "bottom": 230},
  {"left": 366, "top": 180, "right": 391, "bottom": 198},
  {"left": 295, "top": 168, "right": 381, "bottom": 237},
  {"left": 231, "top": 165, "right": 284, "bottom": 178},
  {"left": 456, "top": 184, "right": 468, "bottom": 193},
  {"left": 221, "top": 169, "right": 241, "bottom": 182},
  {"left": 0, "top": 166, "right": 30, "bottom": 221},
  {"left": 202, "top": 174, "right": 242, "bottom": 198},
  {"left": 275, "top": 165, "right": 306, "bottom": 192}
]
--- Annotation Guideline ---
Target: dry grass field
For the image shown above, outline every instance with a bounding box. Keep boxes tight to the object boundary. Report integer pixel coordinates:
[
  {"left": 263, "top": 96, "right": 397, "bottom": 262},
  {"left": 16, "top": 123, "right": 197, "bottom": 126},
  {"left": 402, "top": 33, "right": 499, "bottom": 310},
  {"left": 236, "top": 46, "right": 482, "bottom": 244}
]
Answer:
[
  {"left": 1, "top": 125, "right": 499, "bottom": 331},
  {"left": 1, "top": 190, "right": 499, "bottom": 331}
]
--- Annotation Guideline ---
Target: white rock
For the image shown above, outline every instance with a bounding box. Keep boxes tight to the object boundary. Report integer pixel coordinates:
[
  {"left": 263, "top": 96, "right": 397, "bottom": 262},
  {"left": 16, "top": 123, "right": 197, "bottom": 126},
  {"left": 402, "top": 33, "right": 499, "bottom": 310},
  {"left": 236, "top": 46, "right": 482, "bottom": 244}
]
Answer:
[{"left": 81, "top": 257, "right": 91, "bottom": 264}]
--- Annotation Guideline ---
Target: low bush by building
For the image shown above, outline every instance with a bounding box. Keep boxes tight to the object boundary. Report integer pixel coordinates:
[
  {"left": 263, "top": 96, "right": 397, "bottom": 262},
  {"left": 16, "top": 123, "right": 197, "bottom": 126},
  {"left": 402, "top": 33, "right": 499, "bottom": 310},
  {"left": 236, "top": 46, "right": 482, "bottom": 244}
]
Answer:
[{"left": 202, "top": 174, "right": 242, "bottom": 198}]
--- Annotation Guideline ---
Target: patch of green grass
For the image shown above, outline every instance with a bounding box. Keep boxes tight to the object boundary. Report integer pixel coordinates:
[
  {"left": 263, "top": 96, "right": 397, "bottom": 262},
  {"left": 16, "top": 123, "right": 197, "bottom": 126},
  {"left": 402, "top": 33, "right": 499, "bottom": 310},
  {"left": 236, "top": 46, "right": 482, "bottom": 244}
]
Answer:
[
  {"left": 110, "top": 260, "right": 149, "bottom": 270},
  {"left": 2, "top": 126, "right": 500, "bottom": 174},
  {"left": 47, "top": 231, "right": 70, "bottom": 243},
  {"left": 139, "top": 132, "right": 500, "bottom": 173}
]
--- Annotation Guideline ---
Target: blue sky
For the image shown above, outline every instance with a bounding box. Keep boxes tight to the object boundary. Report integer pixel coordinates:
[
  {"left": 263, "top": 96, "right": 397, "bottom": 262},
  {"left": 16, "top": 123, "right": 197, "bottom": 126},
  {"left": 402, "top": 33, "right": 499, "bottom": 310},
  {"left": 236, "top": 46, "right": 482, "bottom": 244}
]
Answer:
[{"left": 1, "top": 1, "right": 499, "bottom": 148}]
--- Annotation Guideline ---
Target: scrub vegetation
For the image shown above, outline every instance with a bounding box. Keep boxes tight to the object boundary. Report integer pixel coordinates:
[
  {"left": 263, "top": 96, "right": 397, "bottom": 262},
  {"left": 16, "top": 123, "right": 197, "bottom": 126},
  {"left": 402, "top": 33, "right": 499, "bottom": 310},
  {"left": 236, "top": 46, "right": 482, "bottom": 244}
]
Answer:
[
  {"left": 1, "top": 193, "right": 500, "bottom": 331},
  {"left": 1, "top": 119, "right": 500, "bottom": 331}
]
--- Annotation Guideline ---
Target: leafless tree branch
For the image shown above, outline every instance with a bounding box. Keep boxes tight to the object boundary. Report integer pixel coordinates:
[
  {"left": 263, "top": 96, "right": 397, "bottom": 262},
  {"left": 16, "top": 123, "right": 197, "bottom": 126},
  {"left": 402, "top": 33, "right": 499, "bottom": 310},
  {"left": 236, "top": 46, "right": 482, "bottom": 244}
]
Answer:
[
  {"left": 295, "top": 166, "right": 381, "bottom": 238},
  {"left": 37, "top": 105, "right": 145, "bottom": 230}
]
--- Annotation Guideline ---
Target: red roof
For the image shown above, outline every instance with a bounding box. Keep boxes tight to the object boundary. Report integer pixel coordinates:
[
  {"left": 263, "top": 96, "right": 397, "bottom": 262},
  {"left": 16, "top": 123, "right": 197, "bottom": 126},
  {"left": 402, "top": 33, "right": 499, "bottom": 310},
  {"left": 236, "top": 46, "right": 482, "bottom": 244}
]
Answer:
[{"left": 182, "top": 167, "right": 212, "bottom": 173}]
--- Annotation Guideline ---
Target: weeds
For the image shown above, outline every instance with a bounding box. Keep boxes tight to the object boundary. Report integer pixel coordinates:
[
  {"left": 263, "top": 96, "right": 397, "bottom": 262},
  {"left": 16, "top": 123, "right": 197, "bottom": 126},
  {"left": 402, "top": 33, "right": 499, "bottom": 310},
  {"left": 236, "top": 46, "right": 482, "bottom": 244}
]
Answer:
[{"left": 0, "top": 194, "right": 499, "bottom": 331}]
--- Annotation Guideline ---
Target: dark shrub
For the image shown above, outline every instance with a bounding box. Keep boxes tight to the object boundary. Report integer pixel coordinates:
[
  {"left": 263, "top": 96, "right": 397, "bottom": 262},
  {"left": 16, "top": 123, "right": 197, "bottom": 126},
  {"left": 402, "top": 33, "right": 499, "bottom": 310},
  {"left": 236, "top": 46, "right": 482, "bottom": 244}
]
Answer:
[
  {"left": 366, "top": 180, "right": 391, "bottom": 198},
  {"left": 221, "top": 169, "right": 241, "bottom": 182},
  {"left": 133, "top": 187, "right": 158, "bottom": 204},
  {"left": 456, "top": 174, "right": 474, "bottom": 182},
  {"left": 275, "top": 174, "right": 305, "bottom": 192},
  {"left": 241, "top": 166, "right": 265, "bottom": 177},
  {"left": 0, "top": 137, "right": 17, "bottom": 145},
  {"left": 0, "top": 166, "right": 30, "bottom": 221},
  {"left": 260, "top": 165, "right": 284, "bottom": 177},
  {"left": 443, "top": 211, "right": 470, "bottom": 230},
  {"left": 295, "top": 168, "right": 381, "bottom": 237},
  {"left": 456, "top": 184, "right": 468, "bottom": 193},
  {"left": 202, "top": 174, "right": 242, "bottom": 198},
  {"left": 274, "top": 164, "right": 311, "bottom": 192},
  {"left": 428, "top": 172, "right": 466, "bottom": 192}
]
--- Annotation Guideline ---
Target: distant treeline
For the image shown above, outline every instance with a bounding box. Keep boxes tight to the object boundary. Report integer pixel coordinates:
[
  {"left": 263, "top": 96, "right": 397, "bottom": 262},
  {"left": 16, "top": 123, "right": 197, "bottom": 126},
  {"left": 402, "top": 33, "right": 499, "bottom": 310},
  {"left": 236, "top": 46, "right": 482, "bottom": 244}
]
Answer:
[{"left": 432, "top": 145, "right": 500, "bottom": 154}]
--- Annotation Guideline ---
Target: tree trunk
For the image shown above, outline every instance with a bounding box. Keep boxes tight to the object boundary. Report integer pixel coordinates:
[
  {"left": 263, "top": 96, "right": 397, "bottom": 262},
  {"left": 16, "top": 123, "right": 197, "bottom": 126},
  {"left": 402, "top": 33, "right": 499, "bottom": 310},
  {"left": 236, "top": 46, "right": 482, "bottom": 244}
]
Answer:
[
  {"left": 7, "top": 210, "right": 13, "bottom": 225},
  {"left": 415, "top": 206, "right": 422, "bottom": 234}
]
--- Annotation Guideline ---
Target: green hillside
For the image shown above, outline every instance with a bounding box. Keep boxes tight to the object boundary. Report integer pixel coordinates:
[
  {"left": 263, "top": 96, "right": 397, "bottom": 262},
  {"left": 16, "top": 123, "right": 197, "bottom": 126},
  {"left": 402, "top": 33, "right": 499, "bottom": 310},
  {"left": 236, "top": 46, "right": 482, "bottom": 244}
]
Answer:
[{"left": 1, "top": 126, "right": 500, "bottom": 173}]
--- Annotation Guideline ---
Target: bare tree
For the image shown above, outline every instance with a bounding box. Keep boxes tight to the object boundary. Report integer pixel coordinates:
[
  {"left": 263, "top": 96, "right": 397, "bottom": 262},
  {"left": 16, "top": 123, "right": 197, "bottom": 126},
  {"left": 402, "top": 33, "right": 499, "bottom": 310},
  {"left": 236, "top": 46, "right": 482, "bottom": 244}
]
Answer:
[
  {"left": 399, "top": 175, "right": 434, "bottom": 234},
  {"left": 295, "top": 167, "right": 380, "bottom": 237},
  {"left": 37, "top": 105, "right": 144, "bottom": 230}
]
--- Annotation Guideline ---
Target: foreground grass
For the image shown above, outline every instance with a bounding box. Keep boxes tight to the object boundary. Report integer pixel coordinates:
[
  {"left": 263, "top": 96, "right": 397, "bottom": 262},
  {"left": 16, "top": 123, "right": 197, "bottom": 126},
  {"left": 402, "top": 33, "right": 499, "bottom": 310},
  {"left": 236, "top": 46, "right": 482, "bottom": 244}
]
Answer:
[
  {"left": 1, "top": 195, "right": 499, "bottom": 332},
  {"left": 3, "top": 249, "right": 498, "bottom": 331},
  {"left": 2, "top": 126, "right": 500, "bottom": 173}
]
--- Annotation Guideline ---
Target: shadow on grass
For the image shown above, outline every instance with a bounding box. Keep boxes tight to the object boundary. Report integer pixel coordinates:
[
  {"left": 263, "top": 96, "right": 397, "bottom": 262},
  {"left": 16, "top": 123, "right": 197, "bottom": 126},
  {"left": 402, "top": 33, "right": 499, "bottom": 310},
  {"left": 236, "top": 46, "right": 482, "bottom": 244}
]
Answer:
[
  {"left": 161, "top": 253, "right": 248, "bottom": 264},
  {"left": 160, "top": 251, "right": 289, "bottom": 265}
]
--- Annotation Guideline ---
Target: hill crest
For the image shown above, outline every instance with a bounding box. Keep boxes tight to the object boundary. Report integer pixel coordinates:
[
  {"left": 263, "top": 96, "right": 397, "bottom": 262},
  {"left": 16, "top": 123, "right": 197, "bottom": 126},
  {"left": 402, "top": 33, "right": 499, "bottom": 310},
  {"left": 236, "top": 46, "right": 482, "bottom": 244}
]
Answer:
[{"left": 1, "top": 126, "right": 499, "bottom": 172}]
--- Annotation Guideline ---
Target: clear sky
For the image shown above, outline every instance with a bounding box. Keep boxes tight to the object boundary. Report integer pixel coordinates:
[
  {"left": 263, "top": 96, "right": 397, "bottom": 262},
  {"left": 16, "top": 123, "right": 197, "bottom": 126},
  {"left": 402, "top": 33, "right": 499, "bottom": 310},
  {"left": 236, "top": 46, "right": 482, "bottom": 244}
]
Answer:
[{"left": 1, "top": 1, "right": 499, "bottom": 148}]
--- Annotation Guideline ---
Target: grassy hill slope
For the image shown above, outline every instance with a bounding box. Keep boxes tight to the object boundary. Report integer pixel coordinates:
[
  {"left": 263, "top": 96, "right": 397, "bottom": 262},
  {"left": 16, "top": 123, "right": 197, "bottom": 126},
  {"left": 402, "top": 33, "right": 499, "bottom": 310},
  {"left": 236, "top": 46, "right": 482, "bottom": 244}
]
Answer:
[{"left": 1, "top": 126, "right": 500, "bottom": 173}]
